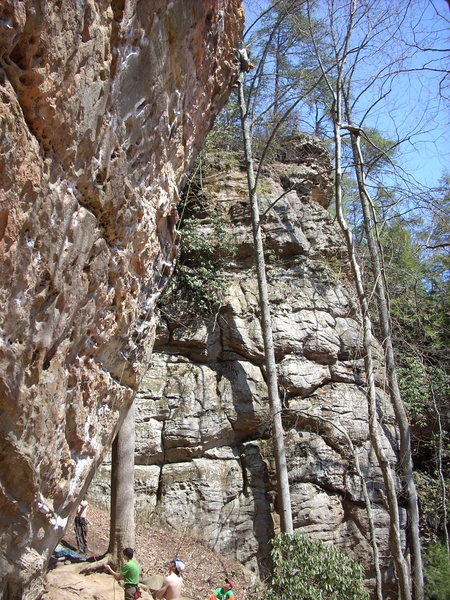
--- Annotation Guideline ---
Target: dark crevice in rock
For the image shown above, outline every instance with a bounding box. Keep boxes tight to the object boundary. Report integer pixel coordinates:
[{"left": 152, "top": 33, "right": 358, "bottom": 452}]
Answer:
[{"left": 155, "top": 465, "right": 164, "bottom": 503}]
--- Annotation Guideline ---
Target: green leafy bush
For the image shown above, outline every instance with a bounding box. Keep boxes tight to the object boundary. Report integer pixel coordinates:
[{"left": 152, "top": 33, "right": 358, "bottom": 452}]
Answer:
[
  {"left": 262, "top": 533, "right": 369, "bottom": 600},
  {"left": 415, "top": 472, "right": 450, "bottom": 543},
  {"left": 397, "top": 356, "right": 429, "bottom": 428},
  {"left": 425, "top": 543, "right": 450, "bottom": 600},
  {"left": 161, "top": 207, "right": 236, "bottom": 317}
]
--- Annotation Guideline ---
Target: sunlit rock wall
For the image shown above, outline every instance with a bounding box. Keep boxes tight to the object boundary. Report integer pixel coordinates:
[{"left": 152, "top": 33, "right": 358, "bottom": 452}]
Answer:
[
  {"left": 0, "top": 1, "right": 243, "bottom": 597},
  {"left": 92, "top": 138, "right": 403, "bottom": 594}
]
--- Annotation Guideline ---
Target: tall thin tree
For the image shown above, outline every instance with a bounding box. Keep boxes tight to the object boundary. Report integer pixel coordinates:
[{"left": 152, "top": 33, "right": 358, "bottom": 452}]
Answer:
[
  {"left": 301, "top": 0, "right": 431, "bottom": 595},
  {"left": 303, "top": 0, "right": 417, "bottom": 596},
  {"left": 237, "top": 74, "right": 294, "bottom": 535},
  {"left": 108, "top": 401, "right": 136, "bottom": 562},
  {"left": 343, "top": 111, "right": 424, "bottom": 598},
  {"left": 332, "top": 81, "right": 412, "bottom": 600}
]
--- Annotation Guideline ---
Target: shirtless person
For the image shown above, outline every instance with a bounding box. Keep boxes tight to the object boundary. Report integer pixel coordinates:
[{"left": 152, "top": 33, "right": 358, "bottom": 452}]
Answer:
[
  {"left": 74, "top": 499, "right": 89, "bottom": 554},
  {"left": 150, "top": 557, "right": 185, "bottom": 600}
]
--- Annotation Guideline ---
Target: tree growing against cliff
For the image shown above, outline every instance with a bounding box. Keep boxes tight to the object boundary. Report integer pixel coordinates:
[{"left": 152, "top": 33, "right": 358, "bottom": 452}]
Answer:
[
  {"left": 297, "top": 0, "right": 450, "bottom": 597},
  {"left": 237, "top": 69, "right": 294, "bottom": 535},
  {"left": 238, "top": 1, "right": 450, "bottom": 598},
  {"left": 107, "top": 402, "right": 136, "bottom": 561},
  {"left": 330, "top": 84, "right": 412, "bottom": 600},
  {"left": 234, "top": 1, "right": 448, "bottom": 596},
  {"left": 343, "top": 115, "right": 423, "bottom": 595},
  {"left": 80, "top": 401, "right": 137, "bottom": 574},
  {"left": 237, "top": 0, "right": 402, "bottom": 563}
]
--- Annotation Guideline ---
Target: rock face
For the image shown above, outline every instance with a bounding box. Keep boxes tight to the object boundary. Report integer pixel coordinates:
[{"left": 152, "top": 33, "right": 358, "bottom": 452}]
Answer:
[
  {"left": 92, "top": 139, "right": 403, "bottom": 592},
  {"left": 0, "top": 1, "right": 243, "bottom": 597}
]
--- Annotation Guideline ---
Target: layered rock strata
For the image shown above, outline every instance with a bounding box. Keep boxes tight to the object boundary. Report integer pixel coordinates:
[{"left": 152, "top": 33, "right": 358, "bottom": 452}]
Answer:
[
  {"left": 0, "top": 1, "right": 243, "bottom": 597},
  {"left": 92, "top": 138, "right": 403, "bottom": 593}
]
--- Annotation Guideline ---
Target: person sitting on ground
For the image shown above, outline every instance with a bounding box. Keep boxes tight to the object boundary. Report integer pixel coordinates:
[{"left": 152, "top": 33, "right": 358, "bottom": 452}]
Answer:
[
  {"left": 105, "top": 547, "right": 141, "bottom": 600},
  {"left": 210, "top": 577, "right": 236, "bottom": 600},
  {"left": 150, "top": 556, "right": 185, "bottom": 600}
]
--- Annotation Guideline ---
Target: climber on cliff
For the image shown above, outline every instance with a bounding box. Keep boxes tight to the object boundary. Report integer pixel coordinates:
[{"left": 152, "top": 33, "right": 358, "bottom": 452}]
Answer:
[
  {"left": 233, "top": 47, "right": 255, "bottom": 86},
  {"left": 210, "top": 577, "right": 236, "bottom": 600},
  {"left": 73, "top": 498, "right": 89, "bottom": 554},
  {"left": 149, "top": 556, "right": 185, "bottom": 600}
]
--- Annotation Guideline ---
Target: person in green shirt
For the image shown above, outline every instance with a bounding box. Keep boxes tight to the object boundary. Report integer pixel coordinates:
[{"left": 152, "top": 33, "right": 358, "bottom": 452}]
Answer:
[
  {"left": 234, "top": 48, "right": 254, "bottom": 84},
  {"left": 106, "top": 547, "right": 141, "bottom": 600},
  {"left": 210, "top": 577, "right": 235, "bottom": 600}
]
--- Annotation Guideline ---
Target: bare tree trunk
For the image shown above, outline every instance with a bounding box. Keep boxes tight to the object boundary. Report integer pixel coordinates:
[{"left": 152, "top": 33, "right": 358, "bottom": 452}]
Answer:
[
  {"left": 296, "top": 412, "right": 384, "bottom": 600},
  {"left": 342, "top": 430, "right": 383, "bottom": 600},
  {"left": 333, "top": 85, "right": 412, "bottom": 600},
  {"left": 108, "top": 401, "right": 136, "bottom": 562},
  {"left": 343, "top": 104, "right": 424, "bottom": 599},
  {"left": 274, "top": 29, "right": 281, "bottom": 121},
  {"left": 429, "top": 375, "right": 450, "bottom": 553},
  {"left": 303, "top": 1, "right": 414, "bottom": 594},
  {"left": 238, "top": 79, "right": 293, "bottom": 534}
]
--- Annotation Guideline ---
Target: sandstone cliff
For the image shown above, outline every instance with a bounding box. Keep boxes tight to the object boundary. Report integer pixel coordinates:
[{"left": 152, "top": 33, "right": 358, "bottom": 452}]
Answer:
[
  {"left": 0, "top": 1, "right": 243, "bottom": 598},
  {"left": 92, "top": 138, "right": 403, "bottom": 593}
]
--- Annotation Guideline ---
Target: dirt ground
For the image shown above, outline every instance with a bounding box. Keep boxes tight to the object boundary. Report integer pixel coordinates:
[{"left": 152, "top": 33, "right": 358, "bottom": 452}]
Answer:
[
  {"left": 44, "top": 504, "right": 256, "bottom": 600},
  {"left": 45, "top": 563, "right": 146, "bottom": 600}
]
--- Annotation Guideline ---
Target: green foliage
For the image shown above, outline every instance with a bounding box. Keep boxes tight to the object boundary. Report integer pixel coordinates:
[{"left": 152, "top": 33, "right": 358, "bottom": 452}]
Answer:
[
  {"left": 250, "top": 0, "right": 335, "bottom": 143},
  {"left": 382, "top": 213, "right": 448, "bottom": 418},
  {"left": 396, "top": 354, "right": 449, "bottom": 543},
  {"left": 425, "top": 176, "right": 450, "bottom": 252},
  {"left": 390, "top": 215, "right": 450, "bottom": 545},
  {"left": 204, "top": 97, "right": 242, "bottom": 157},
  {"left": 397, "top": 356, "right": 448, "bottom": 438},
  {"left": 397, "top": 356, "right": 429, "bottom": 428},
  {"left": 376, "top": 180, "right": 450, "bottom": 364},
  {"left": 419, "top": 178, "right": 450, "bottom": 357},
  {"left": 425, "top": 543, "right": 450, "bottom": 600},
  {"left": 319, "top": 256, "right": 345, "bottom": 283},
  {"left": 160, "top": 204, "right": 236, "bottom": 317},
  {"left": 261, "top": 533, "right": 369, "bottom": 600},
  {"left": 416, "top": 472, "right": 450, "bottom": 542}
]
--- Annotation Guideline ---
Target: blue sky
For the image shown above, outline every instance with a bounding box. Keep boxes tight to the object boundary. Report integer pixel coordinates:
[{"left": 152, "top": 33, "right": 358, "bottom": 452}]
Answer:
[{"left": 242, "top": 0, "right": 449, "bottom": 188}]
